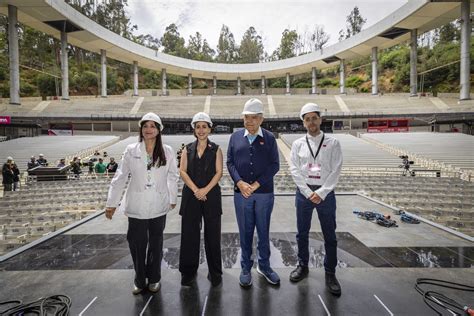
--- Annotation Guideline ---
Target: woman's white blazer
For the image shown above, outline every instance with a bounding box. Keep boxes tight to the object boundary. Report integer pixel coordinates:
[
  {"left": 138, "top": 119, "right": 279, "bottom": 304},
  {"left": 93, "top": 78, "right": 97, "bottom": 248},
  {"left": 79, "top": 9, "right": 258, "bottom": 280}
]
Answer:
[{"left": 106, "top": 141, "right": 178, "bottom": 219}]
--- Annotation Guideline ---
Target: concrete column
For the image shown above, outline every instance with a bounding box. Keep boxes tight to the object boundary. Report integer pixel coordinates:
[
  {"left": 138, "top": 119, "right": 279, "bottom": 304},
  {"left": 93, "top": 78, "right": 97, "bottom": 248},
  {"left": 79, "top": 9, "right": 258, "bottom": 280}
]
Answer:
[
  {"left": 213, "top": 76, "right": 217, "bottom": 95},
  {"left": 128, "top": 121, "right": 131, "bottom": 133},
  {"left": 460, "top": 0, "right": 471, "bottom": 100},
  {"left": 410, "top": 29, "right": 418, "bottom": 96},
  {"left": 133, "top": 61, "right": 138, "bottom": 96},
  {"left": 60, "top": 31, "right": 69, "bottom": 100},
  {"left": 187, "top": 74, "right": 192, "bottom": 95},
  {"left": 339, "top": 59, "right": 346, "bottom": 94},
  {"left": 8, "top": 5, "right": 20, "bottom": 105},
  {"left": 311, "top": 67, "right": 317, "bottom": 94},
  {"left": 285, "top": 73, "right": 291, "bottom": 95},
  {"left": 161, "top": 68, "right": 167, "bottom": 96},
  {"left": 100, "top": 49, "right": 107, "bottom": 98},
  {"left": 237, "top": 77, "right": 241, "bottom": 95},
  {"left": 261, "top": 76, "right": 266, "bottom": 94},
  {"left": 371, "top": 47, "right": 378, "bottom": 95}
]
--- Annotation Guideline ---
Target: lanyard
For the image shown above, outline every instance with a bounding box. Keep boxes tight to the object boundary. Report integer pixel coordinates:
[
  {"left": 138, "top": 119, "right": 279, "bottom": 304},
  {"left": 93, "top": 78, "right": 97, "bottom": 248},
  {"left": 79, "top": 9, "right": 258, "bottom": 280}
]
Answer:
[
  {"left": 146, "top": 154, "right": 153, "bottom": 187},
  {"left": 305, "top": 134, "right": 325, "bottom": 162}
]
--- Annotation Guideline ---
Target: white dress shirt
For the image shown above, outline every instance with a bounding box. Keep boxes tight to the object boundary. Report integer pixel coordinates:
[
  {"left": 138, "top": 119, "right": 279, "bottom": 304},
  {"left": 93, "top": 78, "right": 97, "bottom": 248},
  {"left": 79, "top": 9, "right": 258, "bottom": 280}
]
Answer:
[
  {"left": 289, "top": 132, "right": 343, "bottom": 200},
  {"left": 106, "top": 141, "right": 179, "bottom": 219}
]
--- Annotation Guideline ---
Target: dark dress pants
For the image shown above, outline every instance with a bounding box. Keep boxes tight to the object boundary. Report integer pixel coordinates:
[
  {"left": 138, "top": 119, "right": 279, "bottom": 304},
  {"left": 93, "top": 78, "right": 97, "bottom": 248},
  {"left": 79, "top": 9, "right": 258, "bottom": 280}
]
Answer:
[
  {"left": 179, "top": 200, "right": 222, "bottom": 278},
  {"left": 127, "top": 215, "right": 166, "bottom": 288}
]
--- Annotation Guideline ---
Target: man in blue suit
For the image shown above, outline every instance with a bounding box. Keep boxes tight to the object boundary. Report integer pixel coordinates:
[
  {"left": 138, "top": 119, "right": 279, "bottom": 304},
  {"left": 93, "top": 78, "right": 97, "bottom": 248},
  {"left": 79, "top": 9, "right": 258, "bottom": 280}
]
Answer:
[{"left": 227, "top": 98, "right": 280, "bottom": 287}]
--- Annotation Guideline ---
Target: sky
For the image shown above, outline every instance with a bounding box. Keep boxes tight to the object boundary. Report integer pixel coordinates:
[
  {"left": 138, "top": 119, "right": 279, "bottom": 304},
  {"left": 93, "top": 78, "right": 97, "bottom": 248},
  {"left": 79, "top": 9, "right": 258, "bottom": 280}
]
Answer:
[{"left": 126, "top": 0, "right": 407, "bottom": 54}]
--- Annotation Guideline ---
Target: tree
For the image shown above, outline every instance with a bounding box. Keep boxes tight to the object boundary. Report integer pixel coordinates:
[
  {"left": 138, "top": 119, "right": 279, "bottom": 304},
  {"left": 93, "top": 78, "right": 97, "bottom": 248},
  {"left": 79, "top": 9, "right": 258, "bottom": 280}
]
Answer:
[
  {"left": 134, "top": 34, "right": 161, "bottom": 50},
  {"left": 217, "top": 25, "right": 237, "bottom": 63},
  {"left": 309, "top": 25, "right": 330, "bottom": 51},
  {"left": 338, "top": 6, "right": 366, "bottom": 40},
  {"left": 436, "top": 21, "right": 460, "bottom": 44},
  {"left": 160, "top": 23, "right": 186, "bottom": 57},
  {"left": 187, "top": 32, "right": 215, "bottom": 61},
  {"left": 273, "top": 29, "right": 299, "bottom": 60},
  {"left": 237, "top": 27, "right": 265, "bottom": 63}
]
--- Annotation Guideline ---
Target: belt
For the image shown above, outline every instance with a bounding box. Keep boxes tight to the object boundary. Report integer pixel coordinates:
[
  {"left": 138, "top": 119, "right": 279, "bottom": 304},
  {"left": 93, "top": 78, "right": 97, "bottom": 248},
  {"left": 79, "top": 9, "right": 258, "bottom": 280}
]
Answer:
[{"left": 306, "top": 184, "right": 321, "bottom": 191}]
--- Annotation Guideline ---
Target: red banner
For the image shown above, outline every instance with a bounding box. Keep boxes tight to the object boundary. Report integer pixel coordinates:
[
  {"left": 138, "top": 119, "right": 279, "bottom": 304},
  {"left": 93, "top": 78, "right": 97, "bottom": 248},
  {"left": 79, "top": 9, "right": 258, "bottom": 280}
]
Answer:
[{"left": 0, "top": 116, "right": 11, "bottom": 124}]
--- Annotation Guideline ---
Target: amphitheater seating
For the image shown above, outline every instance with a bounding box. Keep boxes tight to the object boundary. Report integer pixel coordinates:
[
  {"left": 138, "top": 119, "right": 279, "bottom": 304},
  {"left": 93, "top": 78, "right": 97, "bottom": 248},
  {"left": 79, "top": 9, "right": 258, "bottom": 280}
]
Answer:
[
  {"left": 280, "top": 133, "right": 418, "bottom": 170},
  {"left": 0, "top": 135, "right": 119, "bottom": 172},
  {"left": 2, "top": 94, "right": 472, "bottom": 117},
  {"left": 0, "top": 177, "right": 110, "bottom": 255},
  {"left": 139, "top": 96, "right": 207, "bottom": 116},
  {"left": 361, "top": 132, "right": 474, "bottom": 178}
]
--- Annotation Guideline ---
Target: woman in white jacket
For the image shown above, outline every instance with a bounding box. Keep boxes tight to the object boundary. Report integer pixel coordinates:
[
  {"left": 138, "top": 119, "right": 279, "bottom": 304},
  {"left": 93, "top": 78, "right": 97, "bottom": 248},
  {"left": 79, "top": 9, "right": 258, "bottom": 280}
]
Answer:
[{"left": 105, "top": 112, "right": 178, "bottom": 295}]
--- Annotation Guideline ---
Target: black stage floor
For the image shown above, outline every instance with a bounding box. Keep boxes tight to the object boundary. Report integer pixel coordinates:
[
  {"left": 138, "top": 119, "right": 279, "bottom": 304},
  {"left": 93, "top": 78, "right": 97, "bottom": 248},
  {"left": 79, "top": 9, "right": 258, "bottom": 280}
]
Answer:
[{"left": 1, "top": 195, "right": 473, "bottom": 315}]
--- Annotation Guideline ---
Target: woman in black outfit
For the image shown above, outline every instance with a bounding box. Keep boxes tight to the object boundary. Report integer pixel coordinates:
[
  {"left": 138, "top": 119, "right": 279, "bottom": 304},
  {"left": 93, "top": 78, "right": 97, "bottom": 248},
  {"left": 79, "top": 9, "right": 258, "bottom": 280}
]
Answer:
[{"left": 179, "top": 112, "right": 223, "bottom": 286}]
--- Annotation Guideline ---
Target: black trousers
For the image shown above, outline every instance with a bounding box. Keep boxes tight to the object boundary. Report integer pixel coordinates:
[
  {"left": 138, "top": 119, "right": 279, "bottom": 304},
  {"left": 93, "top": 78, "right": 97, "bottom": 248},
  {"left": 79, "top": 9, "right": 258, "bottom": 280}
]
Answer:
[
  {"left": 127, "top": 215, "right": 166, "bottom": 288},
  {"left": 179, "top": 201, "right": 222, "bottom": 278}
]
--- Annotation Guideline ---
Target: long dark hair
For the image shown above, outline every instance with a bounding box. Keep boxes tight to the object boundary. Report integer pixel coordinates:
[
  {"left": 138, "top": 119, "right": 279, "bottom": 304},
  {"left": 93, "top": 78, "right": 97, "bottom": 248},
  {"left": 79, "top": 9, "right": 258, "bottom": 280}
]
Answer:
[{"left": 139, "top": 121, "right": 167, "bottom": 167}]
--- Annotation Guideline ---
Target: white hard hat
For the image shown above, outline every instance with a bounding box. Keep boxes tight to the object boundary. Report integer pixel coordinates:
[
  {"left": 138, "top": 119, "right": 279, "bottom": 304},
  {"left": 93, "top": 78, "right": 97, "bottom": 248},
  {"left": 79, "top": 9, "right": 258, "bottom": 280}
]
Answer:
[
  {"left": 39, "top": 154, "right": 44, "bottom": 157},
  {"left": 300, "top": 103, "right": 321, "bottom": 120},
  {"left": 242, "top": 98, "right": 264, "bottom": 115},
  {"left": 138, "top": 112, "right": 163, "bottom": 131},
  {"left": 191, "top": 112, "right": 213, "bottom": 128},
  {"left": 7, "top": 156, "right": 13, "bottom": 161}
]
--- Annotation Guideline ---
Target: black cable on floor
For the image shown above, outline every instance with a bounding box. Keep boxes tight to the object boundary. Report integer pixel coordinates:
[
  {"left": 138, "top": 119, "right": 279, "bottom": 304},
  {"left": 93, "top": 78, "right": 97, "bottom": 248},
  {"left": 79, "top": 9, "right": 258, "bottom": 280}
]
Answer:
[
  {"left": 0, "top": 294, "right": 71, "bottom": 316},
  {"left": 415, "top": 278, "right": 474, "bottom": 316}
]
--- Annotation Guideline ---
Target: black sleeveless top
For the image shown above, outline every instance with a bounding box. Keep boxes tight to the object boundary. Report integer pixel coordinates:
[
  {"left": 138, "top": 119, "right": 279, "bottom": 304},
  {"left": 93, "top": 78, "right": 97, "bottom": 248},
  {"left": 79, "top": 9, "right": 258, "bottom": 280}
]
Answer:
[{"left": 179, "top": 140, "right": 222, "bottom": 217}]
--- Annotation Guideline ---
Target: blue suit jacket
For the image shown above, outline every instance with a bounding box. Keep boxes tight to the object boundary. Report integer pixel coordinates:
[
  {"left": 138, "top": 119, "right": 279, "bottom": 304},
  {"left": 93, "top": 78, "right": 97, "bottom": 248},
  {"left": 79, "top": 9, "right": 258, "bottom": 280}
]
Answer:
[{"left": 226, "top": 128, "right": 279, "bottom": 193}]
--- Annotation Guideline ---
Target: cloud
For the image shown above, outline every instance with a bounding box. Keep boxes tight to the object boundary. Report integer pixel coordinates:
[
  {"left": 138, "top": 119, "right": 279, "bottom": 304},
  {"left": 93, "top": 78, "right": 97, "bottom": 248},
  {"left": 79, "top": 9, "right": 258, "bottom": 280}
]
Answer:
[{"left": 127, "top": 0, "right": 407, "bottom": 53}]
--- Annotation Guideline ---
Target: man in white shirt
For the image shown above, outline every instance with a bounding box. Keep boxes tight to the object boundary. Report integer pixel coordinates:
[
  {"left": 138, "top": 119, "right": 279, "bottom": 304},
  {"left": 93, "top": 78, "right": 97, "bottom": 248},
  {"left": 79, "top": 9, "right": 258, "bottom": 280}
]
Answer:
[{"left": 289, "top": 103, "right": 343, "bottom": 296}]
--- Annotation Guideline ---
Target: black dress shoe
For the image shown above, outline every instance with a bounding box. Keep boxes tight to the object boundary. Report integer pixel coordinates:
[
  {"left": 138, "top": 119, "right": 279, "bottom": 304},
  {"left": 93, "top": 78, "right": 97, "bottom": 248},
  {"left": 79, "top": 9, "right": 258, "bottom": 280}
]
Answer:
[
  {"left": 325, "top": 272, "right": 341, "bottom": 296},
  {"left": 289, "top": 265, "right": 309, "bottom": 282},
  {"left": 207, "top": 273, "right": 222, "bottom": 286},
  {"left": 181, "top": 273, "right": 196, "bottom": 286}
]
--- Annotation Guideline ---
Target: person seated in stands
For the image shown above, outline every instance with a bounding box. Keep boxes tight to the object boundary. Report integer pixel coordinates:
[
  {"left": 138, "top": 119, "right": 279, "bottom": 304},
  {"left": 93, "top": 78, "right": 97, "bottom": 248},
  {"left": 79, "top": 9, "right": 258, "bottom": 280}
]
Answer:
[
  {"left": 95, "top": 158, "right": 107, "bottom": 175},
  {"left": 57, "top": 158, "right": 66, "bottom": 168},
  {"left": 103, "top": 151, "right": 108, "bottom": 157},
  {"left": 27, "top": 156, "right": 39, "bottom": 170},
  {"left": 106, "top": 157, "right": 118, "bottom": 175},
  {"left": 11, "top": 160, "right": 20, "bottom": 191},
  {"left": 2, "top": 157, "right": 14, "bottom": 192},
  {"left": 37, "top": 154, "right": 48, "bottom": 166},
  {"left": 71, "top": 157, "right": 82, "bottom": 178},
  {"left": 87, "top": 158, "right": 95, "bottom": 177}
]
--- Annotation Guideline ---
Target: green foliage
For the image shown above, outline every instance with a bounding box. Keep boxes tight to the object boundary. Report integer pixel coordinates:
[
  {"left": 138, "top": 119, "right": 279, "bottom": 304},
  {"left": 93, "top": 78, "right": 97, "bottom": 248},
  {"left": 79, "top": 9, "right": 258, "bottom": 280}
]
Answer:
[
  {"left": 319, "top": 78, "right": 338, "bottom": 87},
  {"left": 142, "top": 70, "right": 161, "bottom": 89},
  {"left": 36, "top": 74, "right": 56, "bottom": 96},
  {"left": 379, "top": 46, "right": 409, "bottom": 69},
  {"left": 20, "top": 80, "right": 36, "bottom": 97},
  {"left": 339, "top": 6, "right": 366, "bottom": 40},
  {"left": 217, "top": 25, "right": 237, "bottom": 63},
  {"left": 0, "top": 5, "right": 468, "bottom": 96},
  {"left": 0, "top": 82, "right": 9, "bottom": 98},
  {"left": 346, "top": 75, "right": 364, "bottom": 89},
  {"left": 238, "top": 27, "right": 264, "bottom": 63},
  {"left": 187, "top": 32, "right": 215, "bottom": 61},
  {"left": 273, "top": 29, "right": 299, "bottom": 60},
  {"left": 268, "top": 77, "right": 285, "bottom": 88},
  {"left": 294, "top": 82, "right": 311, "bottom": 88},
  {"left": 161, "top": 24, "right": 187, "bottom": 57}
]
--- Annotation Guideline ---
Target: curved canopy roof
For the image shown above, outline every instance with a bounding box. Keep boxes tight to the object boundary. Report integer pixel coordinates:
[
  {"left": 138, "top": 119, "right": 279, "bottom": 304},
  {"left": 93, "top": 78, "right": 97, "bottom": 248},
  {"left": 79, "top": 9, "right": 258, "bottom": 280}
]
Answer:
[{"left": 0, "top": 0, "right": 470, "bottom": 80}]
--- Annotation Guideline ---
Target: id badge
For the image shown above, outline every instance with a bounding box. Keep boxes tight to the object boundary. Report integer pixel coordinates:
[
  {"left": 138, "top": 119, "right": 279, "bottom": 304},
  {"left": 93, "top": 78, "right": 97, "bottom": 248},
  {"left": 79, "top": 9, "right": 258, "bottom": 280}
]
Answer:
[
  {"left": 145, "top": 170, "right": 155, "bottom": 190},
  {"left": 307, "top": 163, "right": 321, "bottom": 179}
]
